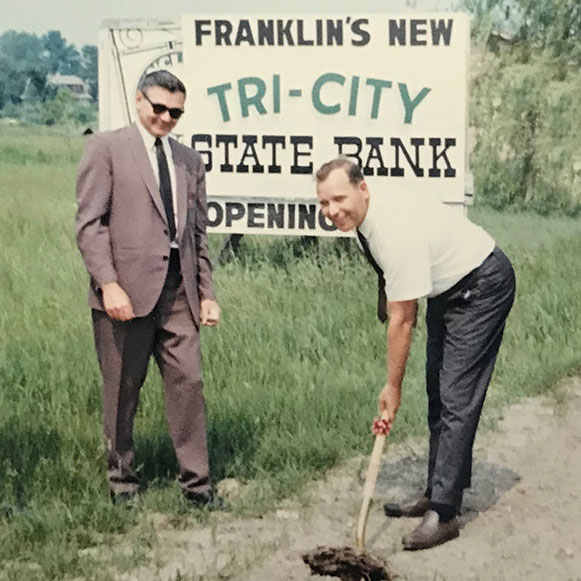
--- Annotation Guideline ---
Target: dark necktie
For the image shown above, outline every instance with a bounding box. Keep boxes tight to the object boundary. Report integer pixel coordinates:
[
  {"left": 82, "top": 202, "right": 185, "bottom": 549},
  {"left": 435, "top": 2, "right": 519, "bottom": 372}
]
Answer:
[
  {"left": 154, "top": 137, "right": 176, "bottom": 242},
  {"left": 356, "top": 229, "right": 388, "bottom": 323}
]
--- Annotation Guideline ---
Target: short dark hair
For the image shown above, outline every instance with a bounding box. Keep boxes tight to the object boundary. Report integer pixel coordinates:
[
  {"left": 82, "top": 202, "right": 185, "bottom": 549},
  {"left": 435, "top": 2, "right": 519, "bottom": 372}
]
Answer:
[
  {"left": 316, "top": 157, "right": 363, "bottom": 185},
  {"left": 137, "top": 70, "right": 186, "bottom": 96}
]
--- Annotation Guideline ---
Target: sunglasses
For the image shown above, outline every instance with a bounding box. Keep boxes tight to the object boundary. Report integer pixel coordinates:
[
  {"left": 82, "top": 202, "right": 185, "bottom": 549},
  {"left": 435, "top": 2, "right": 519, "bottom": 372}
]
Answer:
[{"left": 142, "top": 92, "right": 184, "bottom": 120}]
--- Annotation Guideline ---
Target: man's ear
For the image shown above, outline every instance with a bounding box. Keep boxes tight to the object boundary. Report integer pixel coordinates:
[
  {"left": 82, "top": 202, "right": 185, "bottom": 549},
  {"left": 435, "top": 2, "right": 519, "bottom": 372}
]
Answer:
[{"left": 360, "top": 180, "right": 370, "bottom": 198}]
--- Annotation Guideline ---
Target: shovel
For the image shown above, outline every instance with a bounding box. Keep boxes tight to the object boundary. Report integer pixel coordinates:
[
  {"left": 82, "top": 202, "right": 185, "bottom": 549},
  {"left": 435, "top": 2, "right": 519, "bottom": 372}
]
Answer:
[
  {"left": 356, "top": 410, "right": 390, "bottom": 551},
  {"left": 302, "top": 411, "right": 392, "bottom": 581}
]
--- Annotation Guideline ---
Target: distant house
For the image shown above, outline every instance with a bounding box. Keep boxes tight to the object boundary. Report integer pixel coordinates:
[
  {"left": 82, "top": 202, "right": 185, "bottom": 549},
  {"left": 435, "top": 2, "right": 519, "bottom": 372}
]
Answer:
[
  {"left": 21, "top": 73, "right": 92, "bottom": 102},
  {"left": 46, "top": 73, "right": 92, "bottom": 101}
]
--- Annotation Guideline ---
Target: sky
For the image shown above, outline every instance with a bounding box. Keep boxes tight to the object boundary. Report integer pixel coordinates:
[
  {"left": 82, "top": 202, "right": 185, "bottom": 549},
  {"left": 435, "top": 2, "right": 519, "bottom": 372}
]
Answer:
[{"left": 0, "top": 0, "right": 459, "bottom": 48}]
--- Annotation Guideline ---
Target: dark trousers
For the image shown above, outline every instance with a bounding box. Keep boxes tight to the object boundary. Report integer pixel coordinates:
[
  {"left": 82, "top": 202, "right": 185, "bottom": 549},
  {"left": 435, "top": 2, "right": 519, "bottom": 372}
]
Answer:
[
  {"left": 91, "top": 255, "right": 210, "bottom": 496},
  {"left": 425, "top": 247, "right": 516, "bottom": 510}
]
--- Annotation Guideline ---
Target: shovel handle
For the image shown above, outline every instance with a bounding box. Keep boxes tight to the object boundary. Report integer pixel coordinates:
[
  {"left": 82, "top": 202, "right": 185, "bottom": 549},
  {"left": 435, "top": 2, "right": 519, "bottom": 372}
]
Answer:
[{"left": 355, "top": 411, "right": 389, "bottom": 551}]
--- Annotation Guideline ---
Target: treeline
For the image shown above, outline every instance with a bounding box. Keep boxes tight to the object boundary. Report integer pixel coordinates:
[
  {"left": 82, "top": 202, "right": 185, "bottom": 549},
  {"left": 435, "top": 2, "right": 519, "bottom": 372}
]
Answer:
[
  {"left": 0, "top": 30, "right": 97, "bottom": 125},
  {"left": 468, "top": 0, "right": 581, "bottom": 215}
]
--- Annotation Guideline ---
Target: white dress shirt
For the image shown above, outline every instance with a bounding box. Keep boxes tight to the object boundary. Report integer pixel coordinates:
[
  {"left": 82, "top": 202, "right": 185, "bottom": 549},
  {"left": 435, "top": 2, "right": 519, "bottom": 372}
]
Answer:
[
  {"left": 358, "top": 192, "right": 495, "bottom": 301},
  {"left": 137, "top": 122, "right": 179, "bottom": 248}
]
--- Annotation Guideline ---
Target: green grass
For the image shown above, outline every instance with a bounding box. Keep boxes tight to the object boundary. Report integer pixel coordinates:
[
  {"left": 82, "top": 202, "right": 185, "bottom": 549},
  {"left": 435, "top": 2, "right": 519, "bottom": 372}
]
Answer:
[{"left": 1, "top": 127, "right": 580, "bottom": 579}]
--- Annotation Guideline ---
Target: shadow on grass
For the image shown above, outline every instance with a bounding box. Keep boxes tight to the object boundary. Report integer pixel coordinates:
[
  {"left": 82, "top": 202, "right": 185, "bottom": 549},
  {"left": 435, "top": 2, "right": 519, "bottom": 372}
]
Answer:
[
  {"left": 135, "top": 410, "right": 265, "bottom": 490},
  {"left": 217, "top": 235, "right": 359, "bottom": 270},
  {"left": 0, "top": 420, "right": 62, "bottom": 508}
]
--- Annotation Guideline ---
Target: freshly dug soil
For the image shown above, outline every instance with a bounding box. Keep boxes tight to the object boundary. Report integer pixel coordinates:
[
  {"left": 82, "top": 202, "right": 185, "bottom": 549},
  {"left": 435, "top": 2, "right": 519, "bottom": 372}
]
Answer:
[{"left": 302, "top": 545, "right": 393, "bottom": 581}]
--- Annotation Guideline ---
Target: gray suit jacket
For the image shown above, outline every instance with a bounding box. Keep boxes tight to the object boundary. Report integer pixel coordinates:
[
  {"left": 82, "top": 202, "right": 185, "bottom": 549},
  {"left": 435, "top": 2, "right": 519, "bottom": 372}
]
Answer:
[{"left": 75, "top": 123, "right": 215, "bottom": 325}]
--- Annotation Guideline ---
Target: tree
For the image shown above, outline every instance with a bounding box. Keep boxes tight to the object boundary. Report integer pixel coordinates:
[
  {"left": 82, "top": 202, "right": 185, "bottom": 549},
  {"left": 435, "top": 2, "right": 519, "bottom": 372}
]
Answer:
[
  {"left": 466, "top": 0, "right": 581, "bottom": 63},
  {"left": 80, "top": 44, "right": 98, "bottom": 102},
  {"left": 0, "top": 29, "right": 98, "bottom": 122},
  {"left": 42, "top": 30, "right": 81, "bottom": 76},
  {"left": 517, "top": 0, "right": 581, "bottom": 64},
  {"left": 0, "top": 31, "right": 47, "bottom": 106},
  {"left": 466, "top": 0, "right": 581, "bottom": 215}
]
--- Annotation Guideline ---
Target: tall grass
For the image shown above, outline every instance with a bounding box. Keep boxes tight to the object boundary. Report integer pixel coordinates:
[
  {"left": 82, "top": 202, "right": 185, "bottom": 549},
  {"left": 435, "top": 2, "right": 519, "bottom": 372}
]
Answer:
[{"left": 1, "top": 127, "right": 580, "bottom": 579}]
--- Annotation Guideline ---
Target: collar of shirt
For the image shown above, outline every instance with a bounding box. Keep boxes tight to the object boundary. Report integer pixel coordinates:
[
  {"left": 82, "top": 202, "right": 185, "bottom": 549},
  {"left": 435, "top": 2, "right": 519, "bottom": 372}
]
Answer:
[{"left": 136, "top": 121, "right": 171, "bottom": 154}]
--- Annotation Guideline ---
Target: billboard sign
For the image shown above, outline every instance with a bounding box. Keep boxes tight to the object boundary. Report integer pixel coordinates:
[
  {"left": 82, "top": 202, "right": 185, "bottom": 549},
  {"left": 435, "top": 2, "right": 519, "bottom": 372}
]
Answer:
[{"left": 99, "top": 14, "right": 470, "bottom": 235}]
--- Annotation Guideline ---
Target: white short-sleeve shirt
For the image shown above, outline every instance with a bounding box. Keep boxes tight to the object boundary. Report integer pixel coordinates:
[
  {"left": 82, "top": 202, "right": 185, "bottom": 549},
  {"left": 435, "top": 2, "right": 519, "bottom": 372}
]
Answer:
[{"left": 357, "top": 193, "right": 495, "bottom": 301}]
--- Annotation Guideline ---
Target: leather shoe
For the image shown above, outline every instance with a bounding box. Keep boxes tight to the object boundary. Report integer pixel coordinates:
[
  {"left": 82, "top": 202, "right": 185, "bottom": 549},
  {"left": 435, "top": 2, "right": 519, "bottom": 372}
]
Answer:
[
  {"left": 184, "top": 489, "right": 228, "bottom": 511},
  {"left": 384, "top": 495, "right": 430, "bottom": 518},
  {"left": 402, "top": 510, "right": 459, "bottom": 550}
]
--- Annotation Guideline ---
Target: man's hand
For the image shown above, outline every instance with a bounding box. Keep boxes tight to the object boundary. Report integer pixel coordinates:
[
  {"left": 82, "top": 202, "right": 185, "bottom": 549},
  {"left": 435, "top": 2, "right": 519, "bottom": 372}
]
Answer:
[
  {"left": 378, "top": 382, "right": 402, "bottom": 428},
  {"left": 200, "top": 298, "right": 220, "bottom": 326},
  {"left": 102, "top": 282, "right": 135, "bottom": 321}
]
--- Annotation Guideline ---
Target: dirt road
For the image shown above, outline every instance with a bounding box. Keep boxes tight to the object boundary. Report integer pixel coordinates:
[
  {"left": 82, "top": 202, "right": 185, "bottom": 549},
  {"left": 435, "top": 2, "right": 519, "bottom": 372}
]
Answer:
[{"left": 121, "top": 377, "right": 581, "bottom": 581}]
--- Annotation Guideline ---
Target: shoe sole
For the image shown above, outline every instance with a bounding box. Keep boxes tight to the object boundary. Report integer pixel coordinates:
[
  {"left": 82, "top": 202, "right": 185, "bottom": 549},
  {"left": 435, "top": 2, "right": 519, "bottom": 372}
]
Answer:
[
  {"left": 403, "top": 528, "right": 460, "bottom": 550},
  {"left": 384, "top": 502, "right": 430, "bottom": 518}
]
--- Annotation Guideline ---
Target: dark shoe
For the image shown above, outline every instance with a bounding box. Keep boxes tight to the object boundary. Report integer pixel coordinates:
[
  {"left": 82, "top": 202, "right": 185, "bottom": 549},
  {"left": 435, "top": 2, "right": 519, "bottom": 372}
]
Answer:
[
  {"left": 184, "top": 489, "right": 228, "bottom": 511},
  {"left": 110, "top": 490, "right": 138, "bottom": 507},
  {"left": 384, "top": 495, "right": 430, "bottom": 518},
  {"left": 402, "top": 510, "right": 460, "bottom": 550}
]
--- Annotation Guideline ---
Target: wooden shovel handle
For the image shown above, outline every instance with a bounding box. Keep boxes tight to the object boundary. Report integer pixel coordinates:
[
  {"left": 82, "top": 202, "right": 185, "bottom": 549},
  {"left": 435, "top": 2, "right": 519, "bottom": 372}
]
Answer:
[{"left": 355, "top": 411, "right": 389, "bottom": 551}]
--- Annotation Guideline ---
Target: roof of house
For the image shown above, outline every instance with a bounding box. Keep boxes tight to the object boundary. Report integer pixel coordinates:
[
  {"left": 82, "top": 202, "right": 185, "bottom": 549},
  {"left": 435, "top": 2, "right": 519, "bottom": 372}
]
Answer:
[{"left": 47, "top": 73, "right": 86, "bottom": 86}]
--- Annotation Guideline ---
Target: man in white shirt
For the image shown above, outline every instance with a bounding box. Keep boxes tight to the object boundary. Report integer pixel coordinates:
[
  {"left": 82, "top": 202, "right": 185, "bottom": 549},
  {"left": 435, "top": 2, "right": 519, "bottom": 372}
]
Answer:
[
  {"left": 316, "top": 158, "right": 516, "bottom": 550},
  {"left": 76, "top": 71, "right": 221, "bottom": 507}
]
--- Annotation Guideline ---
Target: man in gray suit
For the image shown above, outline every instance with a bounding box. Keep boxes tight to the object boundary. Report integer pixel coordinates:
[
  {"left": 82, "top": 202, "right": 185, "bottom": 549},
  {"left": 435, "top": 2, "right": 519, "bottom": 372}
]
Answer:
[{"left": 76, "top": 70, "right": 221, "bottom": 506}]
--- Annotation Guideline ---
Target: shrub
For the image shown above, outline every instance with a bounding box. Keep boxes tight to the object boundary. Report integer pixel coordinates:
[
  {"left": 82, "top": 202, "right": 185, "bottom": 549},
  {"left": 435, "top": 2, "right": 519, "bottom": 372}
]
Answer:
[{"left": 470, "top": 51, "right": 581, "bottom": 215}]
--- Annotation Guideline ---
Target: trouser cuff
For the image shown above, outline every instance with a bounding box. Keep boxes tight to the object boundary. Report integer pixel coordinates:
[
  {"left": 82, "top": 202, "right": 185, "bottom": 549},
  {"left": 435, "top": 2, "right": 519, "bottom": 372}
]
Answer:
[{"left": 430, "top": 501, "right": 457, "bottom": 522}]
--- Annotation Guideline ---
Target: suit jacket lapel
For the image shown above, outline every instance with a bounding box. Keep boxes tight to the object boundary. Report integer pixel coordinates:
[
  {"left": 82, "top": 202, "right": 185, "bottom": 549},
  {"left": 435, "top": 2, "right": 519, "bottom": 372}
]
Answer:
[
  {"left": 170, "top": 139, "right": 188, "bottom": 243},
  {"left": 126, "top": 124, "right": 167, "bottom": 225}
]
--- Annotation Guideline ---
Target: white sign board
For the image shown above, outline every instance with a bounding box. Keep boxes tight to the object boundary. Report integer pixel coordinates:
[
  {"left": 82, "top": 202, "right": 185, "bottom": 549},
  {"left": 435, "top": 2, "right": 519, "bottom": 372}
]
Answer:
[
  {"left": 181, "top": 13, "right": 469, "bottom": 234},
  {"left": 99, "top": 14, "right": 470, "bottom": 236}
]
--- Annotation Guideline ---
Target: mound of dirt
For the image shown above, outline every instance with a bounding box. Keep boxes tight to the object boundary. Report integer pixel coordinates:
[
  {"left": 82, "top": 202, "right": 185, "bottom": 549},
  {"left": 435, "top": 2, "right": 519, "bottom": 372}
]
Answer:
[{"left": 302, "top": 545, "right": 392, "bottom": 581}]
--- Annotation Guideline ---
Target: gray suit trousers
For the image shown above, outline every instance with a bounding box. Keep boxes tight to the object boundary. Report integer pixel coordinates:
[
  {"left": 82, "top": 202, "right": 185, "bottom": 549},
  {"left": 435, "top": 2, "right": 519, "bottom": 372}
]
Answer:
[
  {"left": 92, "top": 268, "right": 210, "bottom": 496},
  {"left": 425, "top": 247, "right": 516, "bottom": 510}
]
